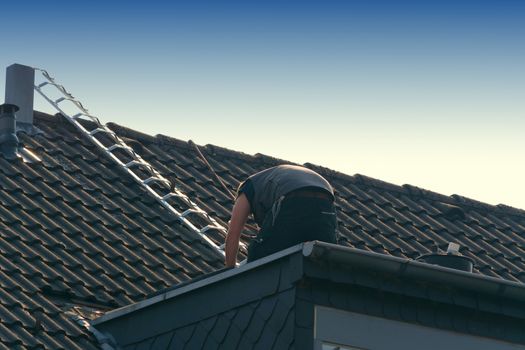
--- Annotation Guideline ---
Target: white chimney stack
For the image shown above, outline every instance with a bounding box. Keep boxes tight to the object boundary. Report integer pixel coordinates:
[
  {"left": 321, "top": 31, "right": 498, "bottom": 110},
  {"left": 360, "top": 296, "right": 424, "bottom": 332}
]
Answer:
[{"left": 5, "top": 64, "right": 35, "bottom": 127}]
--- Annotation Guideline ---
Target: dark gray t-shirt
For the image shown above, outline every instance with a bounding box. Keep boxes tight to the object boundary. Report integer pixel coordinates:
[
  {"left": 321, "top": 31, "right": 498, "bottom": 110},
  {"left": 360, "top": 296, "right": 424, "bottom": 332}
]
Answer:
[{"left": 237, "top": 165, "right": 334, "bottom": 226}]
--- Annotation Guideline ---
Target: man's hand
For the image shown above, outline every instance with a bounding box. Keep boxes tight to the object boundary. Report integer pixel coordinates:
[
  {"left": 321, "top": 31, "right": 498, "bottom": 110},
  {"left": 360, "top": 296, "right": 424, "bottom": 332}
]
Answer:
[{"left": 225, "top": 193, "right": 250, "bottom": 267}]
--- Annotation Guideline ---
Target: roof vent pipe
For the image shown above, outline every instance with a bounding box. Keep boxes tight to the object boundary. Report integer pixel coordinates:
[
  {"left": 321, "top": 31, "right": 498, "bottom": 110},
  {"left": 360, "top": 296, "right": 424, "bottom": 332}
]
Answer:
[
  {"left": 417, "top": 242, "right": 474, "bottom": 272},
  {"left": 5, "top": 64, "right": 35, "bottom": 128},
  {"left": 0, "top": 103, "right": 20, "bottom": 159}
]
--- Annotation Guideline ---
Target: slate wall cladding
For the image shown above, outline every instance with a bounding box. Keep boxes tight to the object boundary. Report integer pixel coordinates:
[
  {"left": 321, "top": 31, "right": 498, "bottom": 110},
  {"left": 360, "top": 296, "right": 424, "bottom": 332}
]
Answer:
[
  {"left": 123, "top": 290, "right": 296, "bottom": 350},
  {"left": 97, "top": 256, "right": 301, "bottom": 349}
]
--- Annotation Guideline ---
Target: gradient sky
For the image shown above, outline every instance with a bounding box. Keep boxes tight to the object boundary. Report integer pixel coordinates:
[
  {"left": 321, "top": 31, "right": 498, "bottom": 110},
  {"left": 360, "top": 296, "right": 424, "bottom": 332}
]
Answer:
[{"left": 2, "top": 1, "right": 524, "bottom": 208}]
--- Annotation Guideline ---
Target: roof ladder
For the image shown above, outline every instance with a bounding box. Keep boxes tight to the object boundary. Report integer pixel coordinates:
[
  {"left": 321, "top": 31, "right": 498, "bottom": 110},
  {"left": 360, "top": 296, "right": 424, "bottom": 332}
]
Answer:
[{"left": 33, "top": 68, "right": 245, "bottom": 258}]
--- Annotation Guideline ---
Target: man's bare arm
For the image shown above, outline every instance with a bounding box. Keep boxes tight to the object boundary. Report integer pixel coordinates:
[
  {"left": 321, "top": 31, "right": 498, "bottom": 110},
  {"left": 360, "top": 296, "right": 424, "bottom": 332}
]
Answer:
[{"left": 225, "top": 193, "right": 251, "bottom": 267}]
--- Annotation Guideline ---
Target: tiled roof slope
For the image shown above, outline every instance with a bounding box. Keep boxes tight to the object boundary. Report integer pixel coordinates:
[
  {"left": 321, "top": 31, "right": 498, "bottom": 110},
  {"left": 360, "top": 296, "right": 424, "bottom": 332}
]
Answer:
[
  {"left": 0, "top": 112, "right": 224, "bottom": 349},
  {"left": 1, "top": 111, "right": 525, "bottom": 348},
  {"left": 109, "top": 118, "right": 525, "bottom": 284}
]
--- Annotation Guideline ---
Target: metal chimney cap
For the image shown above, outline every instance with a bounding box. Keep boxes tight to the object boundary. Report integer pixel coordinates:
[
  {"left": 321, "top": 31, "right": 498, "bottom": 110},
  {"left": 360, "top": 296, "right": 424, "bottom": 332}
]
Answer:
[
  {"left": 0, "top": 103, "right": 20, "bottom": 159},
  {"left": 0, "top": 103, "right": 20, "bottom": 114}
]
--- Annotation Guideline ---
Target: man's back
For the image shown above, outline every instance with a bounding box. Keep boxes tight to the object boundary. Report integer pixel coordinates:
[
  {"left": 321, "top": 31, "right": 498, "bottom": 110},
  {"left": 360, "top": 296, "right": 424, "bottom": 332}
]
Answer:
[
  {"left": 241, "top": 164, "right": 334, "bottom": 226},
  {"left": 226, "top": 165, "right": 337, "bottom": 267}
]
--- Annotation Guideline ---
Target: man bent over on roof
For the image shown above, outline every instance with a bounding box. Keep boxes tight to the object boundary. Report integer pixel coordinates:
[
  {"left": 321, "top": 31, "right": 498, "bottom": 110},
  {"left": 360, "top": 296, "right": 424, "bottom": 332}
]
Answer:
[{"left": 225, "top": 165, "right": 337, "bottom": 267}]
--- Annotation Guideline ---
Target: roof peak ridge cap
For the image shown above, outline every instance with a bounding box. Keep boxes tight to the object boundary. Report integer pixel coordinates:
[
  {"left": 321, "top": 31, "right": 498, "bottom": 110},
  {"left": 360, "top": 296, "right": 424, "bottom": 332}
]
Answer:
[
  {"left": 401, "top": 185, "right": 501, "bottom": 214},
  {"left": 153, "top": 134, "right": 193, "bottom": 150},
  {"left": 34, "top": 110, "right": 62, "bottom": 123},
  {"left": 105, "top": 122, "right": 156, "bottom": 144},
  {"left": 495, "top": 203, "right": 525, "bottom": 217},
  {"left": 450, "top": 193, "right": 525, "bottom": 217},
  {"left": 353, "top": 173, "right": 405, "bottom": 193},
  {"left": 303, "top": 162, "right": 360, "bottom": 184},
  {"left": 450, "top": 193, "right": 501, "bottom": 211},
  {"left": 402, "top": 184, "right": 457, "bottom": 201},
  {"left": 254, "top": 152, "right": 293, "bottom": 166},
  {"left": 35, "top": 111, "right": 98, "bottom": 133},
  {"left": 155, "top": 137, "right": 259, "bottom": 161},
  {"left": 197, "top": 143, "right": 261, "bottom": 162}
]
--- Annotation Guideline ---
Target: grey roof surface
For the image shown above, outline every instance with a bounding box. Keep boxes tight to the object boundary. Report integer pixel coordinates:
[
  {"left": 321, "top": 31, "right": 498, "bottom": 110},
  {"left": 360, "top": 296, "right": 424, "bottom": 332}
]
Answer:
[{"left": 1, "top": 111, "right": 525, "bottom": 348}]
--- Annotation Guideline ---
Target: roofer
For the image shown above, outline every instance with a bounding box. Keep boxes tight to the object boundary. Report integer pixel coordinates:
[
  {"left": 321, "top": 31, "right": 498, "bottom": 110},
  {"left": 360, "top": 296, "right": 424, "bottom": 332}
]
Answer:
[{"left": 225, "top": 164, "right": 337, "bottom": 267}]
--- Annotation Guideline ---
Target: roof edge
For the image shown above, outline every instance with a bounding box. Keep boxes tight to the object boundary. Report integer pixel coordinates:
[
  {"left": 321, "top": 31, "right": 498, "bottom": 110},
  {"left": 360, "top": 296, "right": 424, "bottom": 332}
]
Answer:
[
  {"left": 92, "top": 244, "right": 305, "bottom": 326},
  {"left": 304, "top": 241, "right": 525, "bottom": 302},
  {"left": 94, "top": 242, "right": 525, "bottom": 327}
]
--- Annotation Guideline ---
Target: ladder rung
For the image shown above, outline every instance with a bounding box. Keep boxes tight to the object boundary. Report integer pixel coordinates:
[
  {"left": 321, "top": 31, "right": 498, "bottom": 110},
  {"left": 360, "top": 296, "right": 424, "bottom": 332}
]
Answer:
[
  {"left": 161, "top": 193, "right": 178, "bottom": 201},
  {"left": 124, "top": 160, "right": 147, "bottom": 168},
  {"left": 200, "top": 224, "right": 225, "bottom": 234},
  {"left": 162, "top": 192, "right": 189, "bottom": 202},
  {"left": 142, "top": 176, "right": 170, "bottom": 186},
  {"left": 89, "top": 128, "right": 115, "bottom": 136},
  {"left": 107, "top": 144, "right": 132, "bottom": 152},
  {"left": 55, "top": 96, "right": 78, "bottom": 104},
  {"left": 72, "top": 112, "right": 96, "bottom": 120},
  {"left": 181, "top": 208, "right": 206, "bottom": 217},
  {"left": 38, "top": 81, "right": 65, "bottom": 90}
]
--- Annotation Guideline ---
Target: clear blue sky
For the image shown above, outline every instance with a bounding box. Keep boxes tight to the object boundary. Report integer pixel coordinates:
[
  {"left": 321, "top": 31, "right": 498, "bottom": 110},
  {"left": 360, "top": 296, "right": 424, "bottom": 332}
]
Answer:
[{"left": 2, "top": 0, "right": 524, "bottom": 209}]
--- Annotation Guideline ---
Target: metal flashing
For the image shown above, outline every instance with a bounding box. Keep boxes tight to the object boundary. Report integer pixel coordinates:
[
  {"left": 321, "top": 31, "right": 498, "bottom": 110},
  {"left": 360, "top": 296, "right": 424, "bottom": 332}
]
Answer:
[
  {"left": 16, "top": 121, "right": 44, "bottom": 136},
  {"left": 66, "top": 309, "right": 117, "bottom": 350}
]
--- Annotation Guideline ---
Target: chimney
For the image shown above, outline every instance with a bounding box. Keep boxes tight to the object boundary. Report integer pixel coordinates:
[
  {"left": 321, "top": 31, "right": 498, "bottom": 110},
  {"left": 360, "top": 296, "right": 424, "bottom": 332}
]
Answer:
[
  {"left": 0, "top": 104, "right": 20, "bottom": 159},
  {"left": 5, "top": 64, "right": 35, "bottom": 127}
]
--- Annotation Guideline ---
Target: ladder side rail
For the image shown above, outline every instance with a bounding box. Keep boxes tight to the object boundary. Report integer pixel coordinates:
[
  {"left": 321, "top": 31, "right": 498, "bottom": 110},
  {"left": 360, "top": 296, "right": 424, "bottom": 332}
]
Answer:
[
  {"left": 35, "top": 75, "right": 176, "bottom": 186},
  {"left": 34, "top": 72, "right": 238, "bottom": 256},
  {"left": 38, "top": 81, "right": 227, "bottom": 253}
]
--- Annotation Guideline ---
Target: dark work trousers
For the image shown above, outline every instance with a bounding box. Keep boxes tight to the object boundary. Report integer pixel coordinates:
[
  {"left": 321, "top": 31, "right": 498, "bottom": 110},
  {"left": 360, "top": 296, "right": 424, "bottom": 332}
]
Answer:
[{"left": 247, "top": 196, "right": 337, "bottom": 262}]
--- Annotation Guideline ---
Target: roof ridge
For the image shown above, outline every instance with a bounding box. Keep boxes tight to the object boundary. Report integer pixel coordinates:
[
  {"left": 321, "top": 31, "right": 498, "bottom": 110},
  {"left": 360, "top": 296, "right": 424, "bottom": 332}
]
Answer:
[
  {"left": 33, "top": 110, "right": 525, "bottom": 218},
  {"left": 107, "top": 122, "right": 157, "bottom": 144},
  {"left": 201, "top": 143, "right": 257, "bottom": 162},
  {"left": 452, "top": 194, "right": 525, "bottom": 218},
  {"left": 402, "top": 184, "right": 456, "bottom": 203},
  {"left": 354, "top": 173, "right": 405, "bottom": 192},
  {"left": 34, "top": 111, "right": 102, "bottom": 133},
  {"left": 402, "top": 184, "right": 525, "bottom": 218},
  {"left": 496, "top": 203, "right": 525, "bottom": 217},
  {"left": 34, "top": 111, "right": 62, "bottom": 124},
  {"left": 254, "top": 152, "right": 295, "bottom": 166},
  {"left": 307, "top": 163, "right": 525, "bottom": 218},
  {"left": 303, "top": 162, "right": 358, "bottom": 184}
]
